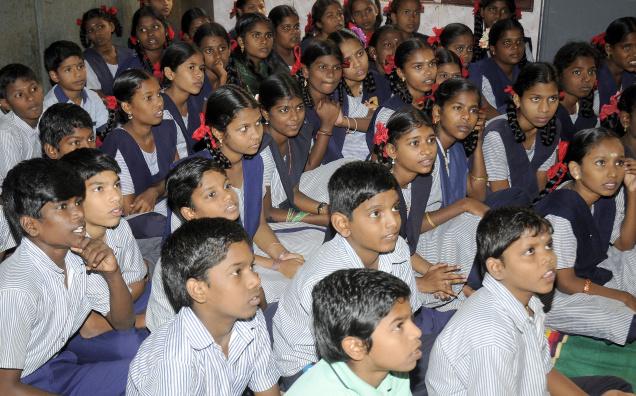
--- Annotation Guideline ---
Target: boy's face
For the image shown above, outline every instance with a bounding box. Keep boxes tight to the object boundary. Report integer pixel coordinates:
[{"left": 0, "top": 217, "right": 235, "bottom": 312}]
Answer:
[
  {"left": 44, "top": 127, "right": 96, "bottom": 159},
  {"left": 180, "top": 170, "right": 239, "bottom": 222},
  {"left": 196, "top": 241, "right": 261, "bottom": 320},
  {"left": 23, "top": 196, "right": 85, "bottom": 249},
  {"left": 0, "top": 78, "right": 44, "bottom": 126},
  {"left": 83, "top": 171, "right": 123, "bottom": 230},
  {"left": 489, "top": 230, "right": 557, "bottom": 303},
  {"left": 49, "top": 56, "right": 87, "bottom": 93},
  {"left": 365, "top": 298, "right": 422, "bottom": 372}
]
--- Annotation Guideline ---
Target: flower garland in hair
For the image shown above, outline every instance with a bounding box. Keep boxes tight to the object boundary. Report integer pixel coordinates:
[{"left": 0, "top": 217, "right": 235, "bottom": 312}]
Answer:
[
  {"left": 600, "top": 91, "right": 621, "bottom": 122},
  {"left": 166, "top": 25, "right": 175, "bottom": 42},
  {"left": 373, "top": 122, "right": 390, "bottom": 157},
  {"left": 229, "top": 1, "right": 239, "bottom": 18},
  {"left": 383, "top": 54, "right": 396, "bottom": 74},
  {"left": 192, "top": 112, "right": 218, "bottom": 148},
  {"left": 290, "top": 45, "right": 302, "bottom": 75},
  {"left": 100, "top": 5, "right": 118, "bottom": 16},
  {"left": 427, "top": 27, "right": 443, "bottom": 47},
  {"left": 305, "top": 12, "right": 314, "bottom": 35},
  {"left": 230, "top": 38, "right": 239, "bottom": 52},
  {"left": 515, "top": 7, "right": 522, "bottom": 19},
  {"left": 347, "top": 23, "right": 369, "bottom": 48},
  {"left": 472, "top": 0, "right": 480, "bottom": 15},
  {"left": 479, "top": 27, "right": 490, "bottom": 49},
  {"left": 76, "top": 18, "right": 83, "bottom": 26},
  {"left": 130, "top": 35, "right": 139, "bottom": 45},
  {"left": 591, "top": 32, "right": 607, "bottom": 47},
  {"left": 546, "top": 140, "right": 570, "bottom": 192}
]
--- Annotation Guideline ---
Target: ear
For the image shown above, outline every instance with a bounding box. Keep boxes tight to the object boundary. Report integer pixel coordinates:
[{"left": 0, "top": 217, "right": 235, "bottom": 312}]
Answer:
[
  {"left": 341, "top": 336, "right": 368, "bottom": 362},
  {"left": 385, "top": 141, "right": 398, "bottom": 161},
  {"left": 331, "top": 211, "right": 352, "bottom": 238},
  {"left": 163, "top": 66, "right": 175, "bottom": 81},
  {"left": 432, "top": 103, "right": 442, "bottom": 124},
  {"left": 485, "top": 257, "right": 505, "bottom": 280},
  {"left": 604, "top": 42, "right": 612, "bottom": 58},
  {"left": 48, "top": 70, "right": 60, "bottom": 84},
  {"left": 301, "top": 64, "right": 310, "bottom": 80},
  {"left": 43, "top": 143, "right": 60, "bottom": 160},
  {"left": 390, "top": 12, "right": 397, "bottom": 23},
  {"left": 619, "top": 111, "right": 631, "bottom": 130},
  {"left": 120, "top": 101, "right": 133, "bottom": 118},
  {"left": 185, "top": 278, "right": 208, "bottom": 304},
  {"left": 179, "top": 206, "right": 197, "bottom": 221},
  {"left": 108, "top": 21, "right": 115, "bottom": 34},
  {"left": 20, "top": 216, "right": 40, "bottom": 238},
  {"left": 396, "top": 67, "right": 405, "bottom": 82},
  {"left": 367, "top": 46, "right": 377, "bottom": 61},
  {"left": 211, "top": 126, "right": 224, "bottom": 143},
  {"left": 512, "top": 93, "right": 521, "bottom": 109},
  {"left": 0, "top": 98, "right": 11, "bottom": 113},
  {"left": 568, "top": 160, "right": 581, "bottom": 181},
  {"left": 237, "top": 37, "right": 245, "bottom": 52}
]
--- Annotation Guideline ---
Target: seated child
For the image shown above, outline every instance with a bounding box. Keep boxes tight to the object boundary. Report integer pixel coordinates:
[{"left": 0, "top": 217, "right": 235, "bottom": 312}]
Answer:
[
  {"left": 127, "top": 218, "right": 280, "bottom": 395},
  {"left": 0, "top": 158, "right": 134, "bottom": 395},
  {"left": 42, "top": 40, "right": 108, "bottom": 133},
  {"left": 272, "top": 161, "right": 421, "bottom": 388},
  {"left": 426, "top": 207, "right": 632, "bottom": 395},
  {"left": 39, "top": 102, "right": 96, "bottom": 159},
  {"left": 286, "top": 268, "right": 420, "bottom": 395},
  {"left": 0, "top": 63, "right": 44, "bottom": 189}
]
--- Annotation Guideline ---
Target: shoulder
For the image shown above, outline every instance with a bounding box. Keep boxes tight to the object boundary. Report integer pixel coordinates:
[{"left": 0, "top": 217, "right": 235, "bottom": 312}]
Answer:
[{"left": 285, "top": 360, "right": 344, "bottom": 395}]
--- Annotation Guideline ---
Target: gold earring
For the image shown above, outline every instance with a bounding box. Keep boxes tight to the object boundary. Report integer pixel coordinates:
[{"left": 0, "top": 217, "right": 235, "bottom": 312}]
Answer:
[{"left": 127, "top": 113, "right": 133, "bottom": 120}]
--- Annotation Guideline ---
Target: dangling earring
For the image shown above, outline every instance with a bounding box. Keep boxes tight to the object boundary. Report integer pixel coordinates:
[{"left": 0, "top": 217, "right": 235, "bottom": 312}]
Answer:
[
  {"left": 127, "top": 113, "right": 133, "bottom": 120},
  {"left": 391, "top": 157, "right": 395, "bottom": 166}
]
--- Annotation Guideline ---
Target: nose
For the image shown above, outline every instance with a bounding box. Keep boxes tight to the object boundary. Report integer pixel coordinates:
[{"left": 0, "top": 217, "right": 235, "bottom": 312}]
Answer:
[
  {"left": 246, "top": 267, "right": 261, "bottom": 289},
  {"left": 538, "top": 100, "right": 550, "bottom": 113},
  {"left": 385, "top": 210, "right": 400, "bottom": 233},
  {"left": 407, "top": 317, "right": 422, "bottom": 339},
  {"left": 71, "top": 202, "right": 85, "bottom": 223}
]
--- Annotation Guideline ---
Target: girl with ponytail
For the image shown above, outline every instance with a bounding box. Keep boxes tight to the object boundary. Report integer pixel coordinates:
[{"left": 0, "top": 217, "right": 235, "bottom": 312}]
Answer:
[{"left": 601, "top": 85, "right": 636, "bottom": 159}]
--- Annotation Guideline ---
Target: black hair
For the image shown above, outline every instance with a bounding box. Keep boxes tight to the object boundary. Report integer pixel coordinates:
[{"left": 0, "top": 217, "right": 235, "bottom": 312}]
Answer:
[
  {"left": 472, "top": 0, "right": 517, "bottom": 62},
  {"left": 328, "top": 28, "right": 377, "bottom": 97},
  {"left": 553, "top": 42, "right": 600, "bottom": 119},
  {"left": 129, "top": 6, "right": 172, "bottom": 75},
  {"left": 313, "top": 268, "right": 411, "bottom": 362},
  {"left": 388, "top": 38, "right": 435, "bottom": 112},
  {"left": 487, "top": 18, "right": 527, "bottom": 68},
  {"left": 1, "top": 158, "right": 85, "bottom": 243},
  {"left": 476, "top": 206, "right": 552, "bottom": 276},
  {"left": 0, "top": 64, "right": 38, "bottom": 100},
  {"left": 597, "top": 17, "right": 636, "bottom": 57},
  {"left": 434, "top": 78, "right": 482, "bottom": 156},
  {"left": 180, "top": 7, "right": 210, "bottom": 39},
  {"left": 373, "top": 108, "right": 433, "bottom": 167},
  {"left": 296, "top": 39, "right": 345, "bottom": 109},
  {"left": 268, "top": 5, "right": 299, "bottom": 30},
  {"left": 161, "top": 42, "right": 201, "bottom": 87},
  {"left": 505, "top": 62, "right": 559, "bottom": 146},
  {"left": 203, "top": 84, "right": 260, "bottom": 168},
  {"left": 161, "top": 217, "right": 251, "bottom": 311},
  {"left": 368, "top": 24, "right": 400, "bottom": 49},
  {"left": 384, "top": 0, "right": 420, "bottom": 27},
  {"left": 602, "top": 85, "right": 636, "bottom": 136},
  {"left": 78, "top": 7, "right": 124, "bottom": 48},
  {"left": 259, "top": 73, "right": 303, "bottom": 111},
  {"left": 110, "top": 69, "right": 153, "bottom": 130},
  {"left": 60, "top": 148, "right": 121, "bottom": 182},
  {"left": 44, "top": 40, "right": 84, "bottom": 72},
  {"left": 344, "top": 0, "right": 383, "bottom": 32},
  {"left": 435, "top": 47, "right": 462, "bottom": 69},
  {"left": 39, "top": 103, "right": 93, "bottom": 149},
  {"left": 328, "top": 160, "right": 398, "bottom": 218},
  {"left": 440, "top": 23, "right": 473, "bottom": 49},
  {"left": 193, "top": 22, "right": 230, "bottom": 48},
  {"left": 306, "top": 0, "right": 343, "bottom": 38},
  {"left": 166, "top": 157, "right": 227, "bottom": 222}
]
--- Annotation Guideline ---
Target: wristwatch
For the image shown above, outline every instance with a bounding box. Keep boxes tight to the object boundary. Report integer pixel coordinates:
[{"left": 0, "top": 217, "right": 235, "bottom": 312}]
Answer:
[{"left": 317, "top": 202, "right": 328, "bottom": 215}]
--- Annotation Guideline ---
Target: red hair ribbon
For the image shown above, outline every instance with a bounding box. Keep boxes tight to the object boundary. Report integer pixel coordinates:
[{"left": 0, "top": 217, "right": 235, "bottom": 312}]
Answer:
[
  {"left": 461, "top": 66, "right": 469, "bottom": 78},
  {"left": 591, "top": 32, "right": 607, "bottom": 47},
  {"left": 305, "top": 13, "right": 314, "bottom": 35},
  {"left": 427, "top": 27, "right": 443, "bottom": 47},
  {"left": 600, "top": 91, "right": 621, "bottom": 122},
  {"left": 290, "top": 45, "right": 302, "bottom": 75},
  {"left": 179, "top": 31, "right": 185, "bottom": 41},
  {"left": 546, "top": 140, "right": 570, "bottom": 190},
  {"left": 373, "top": 122, "right": 389, "bottom": 147},
  {"left": 230, "top": 39, "right": 238, "bottom": 52},
  {"left": 415, "top": 83, "right": 439, "bottom": 106},
  {"left": 152, "top": 62, "right": 163, "bottom": 80},
  {"left": 130, "top": 36, "right": 138, "bottom": 46},
  {"left": 100, "top": 5, "right": 118, "bottom": 15},
  {"left": 383, "top": 1, "right": 392, "bottom": 16},
  {"left": 192, "top": 113, "right": 216, "bottom": 146},
  {"left": 104, "top": 96, "right": 118, "bottom": 110},
  {"left": 559, "top": 90, "right": 565, "bottom": 101},
  {"left": 504, "top": 85, "right": 517, "bottom": 97},
  {"left": 167, "top": 25, "right": 175, "bottom": 41},
  {"left": 515, "top": 7, "right": 522, "bottom": 19},
  {"left": 76, "top": 18, "right": 83, "bottom": 27},
  {"left": 383, "top": 54, "right": 396, "bottom": 74},
  {"left": 343, "top": 0, "right": 349, "bottom": 7},
  {"left": 347, "top": 23, "right": 368, "bottom": 48},
  {"left": 229, "top": 1, "right": 238, "bottom": 18}
]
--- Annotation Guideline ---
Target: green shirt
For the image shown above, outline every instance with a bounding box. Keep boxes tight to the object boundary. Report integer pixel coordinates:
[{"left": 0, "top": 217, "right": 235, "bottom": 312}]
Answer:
[{"left": 286, "top": 359, "right": 412, "bottom": 396}]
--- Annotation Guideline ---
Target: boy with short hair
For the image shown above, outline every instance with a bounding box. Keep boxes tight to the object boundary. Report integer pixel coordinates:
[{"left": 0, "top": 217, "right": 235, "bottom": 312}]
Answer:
[
  {"left": 39, "top": 102, "right": 96, "bottom": 159},
  {"left": 0, "top": 158, "right": 134, "bottom": 395},
  {"left": 0, "top": 63, "right": 44, "bottom": 189},
  {"left": 42, "top": 40, "right": 108, "bottom": 133},
  {"left": 286, "top": 268, "right": 421, "bottom": 395},
  {"left": 127, "top": 218, "right": 280, "bottom": 395},
  {"left": 425, "top": 207, "right": 633, "bottom": 396},
  {"left": 272, "top": 161, "right": 421, "bottom": 386}
]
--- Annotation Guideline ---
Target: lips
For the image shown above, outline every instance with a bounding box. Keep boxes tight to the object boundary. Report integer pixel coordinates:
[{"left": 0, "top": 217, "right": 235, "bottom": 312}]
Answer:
[
  {"left": 110, "top": 207, "right": 123, "bottom": 217},
  {"left": 419, "top": 158, "right": 434, "bottom": 167},
  {"left": 456, "top": 125, "right": 471, "bottom": 135},
  {"left": 248, "top": 294, "right": 261, "bottom": 306},
  {"left": 602, "top": 182, "right": 618, "bottom": 191},
  {"left": 226, "top": 203, "right": 237, "bottom": 213},
  {"left": 542, "top": 269, "right": 556, "bottom": 281},
  {"left": 384, "top": 232, "right": 398, "bottom": 241}
]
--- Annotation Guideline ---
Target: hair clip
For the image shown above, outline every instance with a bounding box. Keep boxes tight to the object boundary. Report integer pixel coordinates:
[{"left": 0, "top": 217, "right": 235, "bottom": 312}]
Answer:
[
  {"left": 461, "top": 66, "right": 469, "bottom": 78},
  {"left": 559, "top": 90, "right": 565, "bottom": 101},
  {"left": 192, "top": 113, "right": 217, "bottom": 148},
  {"left": 130, "top": 36, "right": 138, "bottom": 45},
  {"left": 100, "top": 5, "right": 118, "bottom": 16},
  {"left": 104, "top": 96, "right": 118, "bottom": 110},
  {"left": 347, "top": 23, "right": 368, "bottom": 48},
  {"left": 600, "top": 91, "right": 621, "bottom": 122},
  {"left": 230, "top": 39, "right": 238, "bottom": 52},
  {"left": 290, "top": 45, "right": 302, "bottom": 75},
  {"left": 546, "top": 141, "right": 570, "bottom": 191},
  {"left": 152, "top": 62, "right": 163, "bottom": 81},
  {"left": 167, "top": 25, "right": 175, "bottom": 41},
  {"left": 591, "top": 32, "right": 607, "bottom": 47},
  {"left": 383, "top": 1, "right": 392, "bottom": 16},
  {"left": 383, "top": 54, "right": 396, "bottom": 74},
  {"left": 515, "top": 8, "right": 522, "bottom": 19},
  {"left": 229, "top": 1, "right": 238, "bottom": 18},
  {"left": 427, "top": 27, "right": 443, "bottom": 46}
]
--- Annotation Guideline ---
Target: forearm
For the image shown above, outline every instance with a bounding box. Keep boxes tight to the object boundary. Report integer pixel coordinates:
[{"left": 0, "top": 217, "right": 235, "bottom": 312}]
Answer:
[
  {"left": 421, "top": 200, "right": 468, "bottom": 233},
  {"left": 411, "top": 253, "right": 432, "bottom": 275},
  {"left": 467, "top": 144, "right": 488, "bottom": 201},
  {"left": 253, "top": 219, "right": 286, "bottom": 259},
  {"left": 0, "top": 370, "right": 55, "bottom": 396},
  {"left": 129, "top": 279, "right": 147, "bottom": 302},
  {"left": 305, "top": 132, "right": 332, "bottom": 171},
  {"left": 556, "top": 268, "right": 627, "bottom": 303},
  {"left": 547, "top": 369, "right": 586, "bottom": 396},
  {"left": 614, "top": 190, "right": 636, "bottom": 251},
  {"left": 536, "top": 171, "right": 548, "bottom": 192},
  {"left": 103, "top": 271, "right": 135, "bottom": 330},
  {"left": 336, "top": 115, "right": 371, "bottom": 132}
]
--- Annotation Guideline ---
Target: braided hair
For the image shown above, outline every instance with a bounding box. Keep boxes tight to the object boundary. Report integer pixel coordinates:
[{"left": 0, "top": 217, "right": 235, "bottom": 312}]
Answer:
[
  {"left": 373, "top": 108, "right": 433, "bottom": 168},
  {"left": 593, "top": 17, "right": 636, "bottom": 58},
  {"left": 388, "top": 38, "right": 435, "bottom": 113},
  {"left": 295, "top": 39, "right": 345, "bottom": 109},
  {"left": 472, "top": 0, "right": 517, "bottom": 62},
  {"left": 601, "top": 84, "right": 636, "bottom": 136},
  {"left": 129, "top": 6, "right": 172, "bottom": 75},
  {"left": 108, "top": 69, "right": 154, "bottom": 135},
  {"left": 79, "top": 7, "right": 123, "bottom": 49},
  {"left": 328, "top": 29, "right": 377, "bottom": 97},
  {"left": 553, "top": 42, "right": 601, "bottom": 119},
  {"left": 506, "top": 62, "right": 559, "bottom": 146}
]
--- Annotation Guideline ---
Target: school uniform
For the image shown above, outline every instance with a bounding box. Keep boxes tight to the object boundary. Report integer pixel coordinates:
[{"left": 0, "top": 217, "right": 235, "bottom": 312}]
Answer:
[
  {"left": 426, "top": 273, "right": 551, "bottom": 395},
  {"left": 304, "top": 89, "right": 353, "bottom": 165},
  {"left": 0, "top": 205, "right": 15, "bottom": 253},
  {"left": 233, "top": 57, "right": 270, "bottom": 97},
  {"left": 534, "top": 185, "right": 636, "bottom": 345},
  {"left": 42, "top": 85, "right": 109, "bottom": 133},
  {"left": 116, "top": 52, "right": 151, "bottom": 77},
  {"left": 0, "top": 111, "right": 41, "bottom": 192},
  {"left": 597, "top": 60, "right": 636, "bottom": 108},
  {"left": 84, "top": 46, "right": 135, "bottom": 96},
  {"left": 161, "top": 92, "right": 204, "bottom": 158},
  {"left": 127, "top": 307, "right": 278, "bottom": 395},
  {"left": 368, "top": 94, "right": 409, "bottom": 148},
  {"left": 468, "top": 57, "right": 520, "bottom": 110},
  {"left": 555, "top": 103, "right": 598, "bottom": 142},
  {"left": 0, "top": 238, "right": 129, "bottom": 395}
]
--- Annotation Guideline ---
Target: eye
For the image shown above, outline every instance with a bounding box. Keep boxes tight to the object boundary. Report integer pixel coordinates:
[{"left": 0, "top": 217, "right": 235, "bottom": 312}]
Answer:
[
  {"left": 369, "top": 210, "right": 380, "bottom": 218},
  {"left": 524, "top": 247, "right": 535, "bottom": 255},
  {"left": 224, "top": 181, "right": 232, "bottom": 189},
  {"left": 572, "top": 70, "right": 581, "bottom": 76},
  {"left": 93, "top": 186, "right": 103, "bottom": 192},
  {"left": 617, "top": 159, "right": 625, "bottom": 167},
  {"left": 392, "top": 203, "right": 400, "bottom": 212},
  {"left": 426, "top": 136, "right": 436, "bottom": 144},
  {"left": 548, "top": 96, "right": 559, "bottom": 102},
  {"left": 296, "top": 104, "right": 305, "bottom": 111},
  {"left": 595, "top": 159, "right": 606, "bottom": 166},
  {"left": 207, "top": 191, "right": 217, "bottom": 198},
  {"left": 115, "top": 181, "right": 121, "bottom": 189},
  {"left": 469, "top": 107, "right": 479, "bottom": 114},
  {"left": 279, "top": 106, "right": 289, "bottom": 113},
  {"left": 14, "top": 92, "right": 22, "bottom": 98},
  {"left": 394, "top": 320, "right": 404, "bottom": 331},
  {"left": 409, "top": 139, "right": 419, "bottom": 146},
  {"left": 545, "top": 241, "right": 553, "bottom": 250},
  {"left": 232, "top": 267, "right": 242, "bottom": 276},
  {"left": 452, "top": 105, "right": 461, "bottom": 111},
  {"left": 357, "top": 49, "right": 365, "bottom": 57},
  {"left": 530, "top": 97, "right": 541, "bottom": 103},
  {"left": 88, "top": 135, "right": 96, "bottom": 143}
]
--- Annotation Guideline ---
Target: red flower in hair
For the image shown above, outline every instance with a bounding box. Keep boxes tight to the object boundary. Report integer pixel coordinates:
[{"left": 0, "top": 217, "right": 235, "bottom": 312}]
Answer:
[
  {"left": 130, "top": 36, "right": 138, "bottom": 45},
  {"left": 383, "top": 54, "right": 396, "bottom": 74},
  {"left": 559, "top": 90, "right": 565, "bottom": 101},
  {"left": 373, "top": 122, "right": 389, "bottom": 148},
  {"left": 104, "top": 96, "right": 117, "bottom": 110},
  {"left": 193, "top": 113, "right": 216, "bottom": 146},
  {"left": 461, "top": 66, "right": 469, "bottom": 78},
  {"left": 515, "top": 8, "right": 522, "bottom": 20},
  {"left": 591, "top": 32, "right": 607, "bottom": 47},
  {"left": 347, "top": 23, "right": 368, "bottom": 47},
  {"left": 290, "top": 45, "right": 302, "bottom": 75},
  {"left": 152, "top": 62, "right": 163, "bottom": 80},
  {"left": 229, "top": 1, "right": 238, "bottom": 18},
  {"left": 100, "top": 5, "right": 118, "bottom": 15},
  {"left": 600, "top": 91, "right": 621, "bottom": 122},
  {"left": 179, "top": 31, "right": 185, "bottom": 41},
  {"left": 305, "top": 13, "right": 314, "bottom": 35},
  {"left": 167, "top": 25, "right": 175, "bottom": 41},
  {"left": 472, "top": 0, "right": 480, "bottom": 16},
  {"left": 427, "top": 27, "right": 443, "bottom": 47},
  {"left": 546, "top": 141, "right": 570, "bottom": 191},
  {"left": 343, "top": 0, "right": 349, "bottom": 7},
  {"left": 504, "top": 85, "right": 516, "bottom": 97},
  {"left": 230, "top": 39, "right": 238, "bottom": 52},
  {"left": 383, "top": 1, "right": 392, "bottom": 16},
  {"left": 76, "top": 18, "right": 83, "bottom": 27}
]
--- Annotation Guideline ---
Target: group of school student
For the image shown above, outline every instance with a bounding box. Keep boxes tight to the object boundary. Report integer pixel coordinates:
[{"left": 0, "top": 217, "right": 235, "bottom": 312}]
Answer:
[{"left": 2, "top": 0, "right": 636, "bottom": 394}]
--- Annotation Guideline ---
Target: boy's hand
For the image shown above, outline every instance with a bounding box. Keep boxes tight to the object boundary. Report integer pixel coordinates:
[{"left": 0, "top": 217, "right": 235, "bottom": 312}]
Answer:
[
  {"left": 417, "top": 264, "right": 466, "bottom": 295},
  {"left": 130, "top": 189, "right": 159, "bottom": 214},
  {"left": 71, "top": 238, "right": 119, "bottom": 274},
  {"left": 278, "top": 258, "right": 303, "bottom": 278},
  {"left": 279, "top": 251, "right": 304, "bottom": 263},
  {"left": 620, "top": 291, "right": 636, "bottom": 312}
]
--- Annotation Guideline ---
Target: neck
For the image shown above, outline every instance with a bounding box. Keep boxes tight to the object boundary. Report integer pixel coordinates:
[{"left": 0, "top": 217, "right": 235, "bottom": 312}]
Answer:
[
  {"left": 246, "top": 54, "right": 262, "bottom": 68},
  {"left": 606, "top": 58, "right": 625, "bottom": 86},
  {"left": 274, "top": 44, "right": 295, "bottom": 66},
  {"left": 29, "top": 237, "right": 68, "bottom": 269},
  {"left": 267, "top": 126, "right": 289, "bottom": 155},
  {"left": 124, "top": 119, "right": 153, "bottom": 138},
  {"left": 516, "top": 109, "right": 538, "bottom": 137},
  {"left": 392, "top": 162, "right": 418, "bottom": 188},
  {"left": 493, "top": 57, "right": 515, "bottom": 79},
  {"left": 560, "top": 91, "right": 579, "bottom": 114},
  {"left": 145, "top": 48, "right": 162, "bottom": 65},
  {"left": 503, "top": 282, "right": 533, "bottom": 309},
  {"left": 193, "top": 305, "right": 235, "bottom": 357},
  {"left": 437, "top": 127, "right": 456, "bottom": 150},
  {"left": 407, "top": 84, "right": 424, "bottom": 103},
  {"left": 95, "top": 42, "right": 116, "bottom": 56},
  {"left": 165, "top": 85, "right": 189, "bottom": 114},
  {"left": 21, "top": 115, "right": 39, "bottom": 129},
  {"left": 86, "top": 221, "right": 107, "bottom": 241},
  {"left": 205, "top": 70, "right": 220, "bottom": 89},
  {"left": 346, "top": 237, "right": 380, "bottom": 269},
  {"left": 221, "top": 146, "right": 244, "bottom": 166},
  {"left": 62, "top": 86, "right": 83, "bottom": 104},
  {"left": 572, "top": 179, "right": 600, "bottom": 207},
  {"left": 309, "top": 85, "right": 328, "bottom": 105},
  {"left": 346, "top": 79, "right": 363, "bottom": 97},
  {"left": 346, "top": 360, "right": 389, "bottom": 389}
]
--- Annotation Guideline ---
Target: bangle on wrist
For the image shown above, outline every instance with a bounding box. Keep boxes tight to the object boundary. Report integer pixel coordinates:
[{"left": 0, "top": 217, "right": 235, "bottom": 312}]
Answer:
[
  {"left": 271, "top": 258, "right": 281, "bottom": 271},
  {"left": 583, "top": 278, "right": 592, "bottom": 294},
  {"left": 470, "top": 174, "right": 487, "bottom": 182},
  {"left": 317, "top": 202, "right": 328, "bottom": 215},
  {"left": 317, "top": 128, "right": 333, "bottom": 136},
  {"left": 425, "top": 212, "right": 436, "bottom": 228}
]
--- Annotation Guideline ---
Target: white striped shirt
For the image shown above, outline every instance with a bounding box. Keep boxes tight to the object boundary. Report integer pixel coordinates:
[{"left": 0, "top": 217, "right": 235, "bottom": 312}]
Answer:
[
  {"left": 272, "top": 234, "right": 421, "bottom": 377},
  {"left": 161, "top": 109, "right": 189, "bottom": 160},
  {"left": 145, "top": 258, "right": 170, "bottom": 333},
  {"left": 0, "top": 112, "right": 41, "bottom": 192},
  {"left": 127, "top": 307, "right": 278, "bottom": 395},
  {"left": 43, "top": 85, "right": 108, "bottom": 132},
  {"left": 0, "top": 205, "right": 16, "bottom": 253},
  {"left": 0, "top": 238, "right": 106, "bottom": 376},
  {"left": 426, "top": 274, "right": 552, "bottom": 396}
]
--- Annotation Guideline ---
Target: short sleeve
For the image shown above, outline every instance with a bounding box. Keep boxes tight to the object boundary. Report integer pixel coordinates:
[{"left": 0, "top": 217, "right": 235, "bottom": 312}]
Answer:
[
  {"left": 538, "top": 146, "right": 557, "bottom": 172},
  {"left": 248, "top": 312, "right": 280, "bottom": 392},
  {"left": 145, "top": 260, "right": 176, "bottom": 332},
  {"left": 260, "top": 146, "right": 275, "bottom": 188},
  {"left": 0, "top": 128, "right": 23, "bottom": 185},
  {"left": 481, "top": 78, "right": 497, "bottom": 109},
  {"left": 88, "top": 90, "right": 109, "bottom": 130},
  {"left": 610, "top": 187, "right": 626, "bottom": 244},
  {"left": 545, "top": 214, "right": 577, "bottom": 270},
  {"left": 0, "top": 290, "right": 35, "bottom": 369},
  {"left": 483, "top": 131, "right": 510, "bottom": 182},
  {"left": 115, "top": 150, "right": 135, "bottom": 195},
  {"left": 116, "top": 220, "right": 147, "bottom": 285},
  {"left": 85, "top": 60, "right": 102, "bottom": 91}
]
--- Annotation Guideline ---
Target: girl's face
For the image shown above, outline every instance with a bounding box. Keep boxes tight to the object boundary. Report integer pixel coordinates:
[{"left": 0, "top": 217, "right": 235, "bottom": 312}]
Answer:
[
  {"left": 200, "top": 35, "right": 230, "bottom": 72},
  {"left": 389, "top": 125, "right": 437, "bottom": 175},
  {"left": 490, "top": 28, "right": 524, "bottom": 66},
  {"left": 136, "top": 16, "right": 166, "bottom": 51},
  {"left": 240, "top": 0, "right": 266, "bottom": 16},
  {"left": 571, "top": 137, "right": 625, "bottom": 199},
  {"left": 391, "top": 0, "right": 421, "bottom": 35},
  {"left": 124, "top": 78, "right": 164, "bottom": 126},
  {"left": 620, "top": 108, "right": 636, "bottom": 138},
  {"left": 516, "top": 82, "right": 559, "bottom": 129},
  {"left": 217, "top": 107, "right": 264, "bottom": 157},
  {"left": 446, "top": 33, "right": 474, "bottom": 65},
  {"left": 241, "top": 22, "right": 274, "bottom": 63},
  {"left": 371, "top": 30, "right": 402, "bottom": 73},
  {"left": 149, "top": 0, "right": 172, "bottom": 18},
  {"left": 304, "top": 55, "right": 343, "bottom": 95},
  {"left": 398, "top": 48, "right": 437, "bottom": 95},
  {"left": 351, "top": 0, "right": 379, "bottom": 33},
  {"left": 607, "top": 33, "right": 636, "bottom": 73},
  {"left": 266, "top": 96, "right": 305, "bottom": 138},
  {"left": 561, "top": 56, "right": 596, "bottom": 99},
  {"left": 275, "top": 16, "right": 301, "bottom": 50},
  {"left": 85, "top": 17, "right": 115, "bottom": 48},
  {"left": 165, "top": 52, "right": 205, "bottom": 95},
  {"left": 340, "top": 38, "right": 369, "bottom": 83},
  {"left": 435, "top": 63, "right": 461, "bottom": 85},
  {"left": 434, "top": 91, "right": 480, "bottom": 142},
  {"left": 185, "top": 16, "right": 212, "bottom": 43},
  {"left": 480, "top": 1, "right": 512, "bottom": 28},
  {"left": 317, "top": 4, "right": 345, "bottom": 36},
  {"left": 185, "top": 170, "right": 239, "bottom": 221}
]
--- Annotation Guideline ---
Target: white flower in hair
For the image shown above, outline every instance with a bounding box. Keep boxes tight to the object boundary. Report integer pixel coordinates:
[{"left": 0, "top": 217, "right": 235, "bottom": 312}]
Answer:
[{"left": 479, "top": 28, "right": 490, "bottom": 49}]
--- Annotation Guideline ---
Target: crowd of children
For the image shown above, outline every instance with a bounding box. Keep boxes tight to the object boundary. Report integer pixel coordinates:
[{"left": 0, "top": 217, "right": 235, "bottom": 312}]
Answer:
[{"left": 1, "top": 0, "right": 636, "bottom": 394}]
